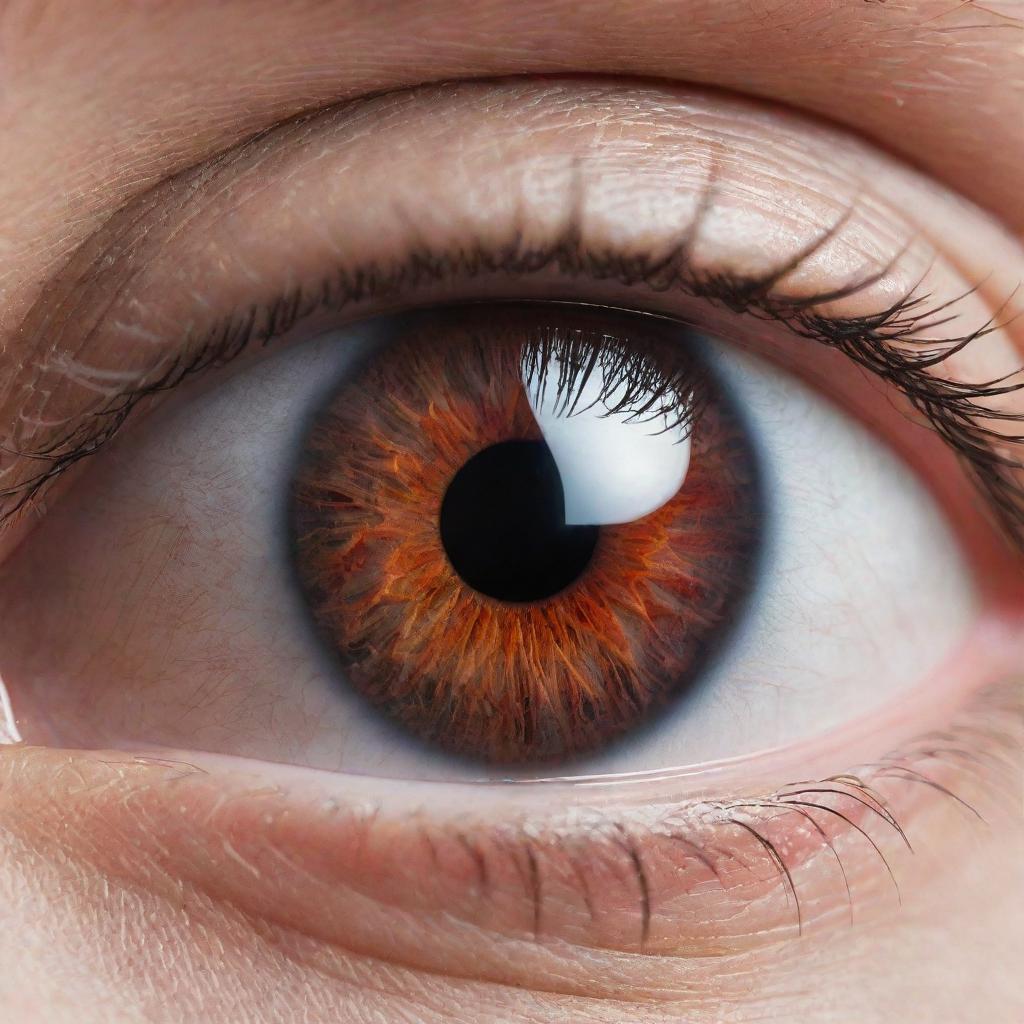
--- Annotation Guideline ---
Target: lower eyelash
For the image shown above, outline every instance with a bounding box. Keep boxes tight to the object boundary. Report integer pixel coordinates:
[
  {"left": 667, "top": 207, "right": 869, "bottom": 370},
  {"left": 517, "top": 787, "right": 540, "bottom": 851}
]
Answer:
[
  {"left": 343, "top": 676, "right": 1021, "bottom": 954},
  {"left": 4, "top": 677, "right": 1014, "bottom": 972}
]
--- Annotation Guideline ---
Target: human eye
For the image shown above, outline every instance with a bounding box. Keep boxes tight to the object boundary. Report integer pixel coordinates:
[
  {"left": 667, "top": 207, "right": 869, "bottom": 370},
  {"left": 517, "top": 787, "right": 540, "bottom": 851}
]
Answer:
[{"left": 1, "top": 75, "right": 1021, "bottom": 986}]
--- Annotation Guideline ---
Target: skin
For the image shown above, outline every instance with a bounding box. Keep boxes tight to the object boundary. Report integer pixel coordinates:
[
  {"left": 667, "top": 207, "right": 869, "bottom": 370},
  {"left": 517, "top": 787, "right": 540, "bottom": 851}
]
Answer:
[{"left": 0, "top": 2, "right": 1023, "bottom": 1021}]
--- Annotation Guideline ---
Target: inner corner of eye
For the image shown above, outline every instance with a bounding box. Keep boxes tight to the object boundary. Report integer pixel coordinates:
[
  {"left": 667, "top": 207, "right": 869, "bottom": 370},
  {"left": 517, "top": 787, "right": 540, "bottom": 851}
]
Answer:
[{"left": 286, "top": 303, "right": 765, "bottom": 768}]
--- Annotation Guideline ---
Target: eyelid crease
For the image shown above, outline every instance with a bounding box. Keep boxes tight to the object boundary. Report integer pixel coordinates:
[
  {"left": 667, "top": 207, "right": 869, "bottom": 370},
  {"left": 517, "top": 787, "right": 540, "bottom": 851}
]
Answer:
[{"left": 2, "top": 204, "right": 1023, "bottom": 546}]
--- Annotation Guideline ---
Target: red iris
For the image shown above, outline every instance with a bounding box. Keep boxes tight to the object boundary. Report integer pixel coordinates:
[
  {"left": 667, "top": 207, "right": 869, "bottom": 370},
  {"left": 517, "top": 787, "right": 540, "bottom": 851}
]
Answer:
[{"left": 290, "top": 307, "right": 761, "bottom": 765}]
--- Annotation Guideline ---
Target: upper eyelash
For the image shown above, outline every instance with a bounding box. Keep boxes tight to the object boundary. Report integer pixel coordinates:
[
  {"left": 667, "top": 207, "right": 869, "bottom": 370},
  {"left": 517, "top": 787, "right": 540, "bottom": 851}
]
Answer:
[
  {"left": 1, "top": 215, "right": 1022, "bottom": 543},
  {"left": 519, "top": 322, "right": 708, "bottom": 438}
]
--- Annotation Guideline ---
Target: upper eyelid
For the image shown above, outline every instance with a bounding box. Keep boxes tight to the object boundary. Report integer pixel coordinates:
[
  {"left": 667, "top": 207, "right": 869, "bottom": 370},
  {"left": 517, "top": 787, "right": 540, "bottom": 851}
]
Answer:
[
  {"left": 8, "top": 252, "right": 1019, "bottom": 521},
  {"left": 0, "top": 78, "right": 996, "bottom": 376},
  {"left": 1, "top": 79, "right": 1022, "bottom": 536}
]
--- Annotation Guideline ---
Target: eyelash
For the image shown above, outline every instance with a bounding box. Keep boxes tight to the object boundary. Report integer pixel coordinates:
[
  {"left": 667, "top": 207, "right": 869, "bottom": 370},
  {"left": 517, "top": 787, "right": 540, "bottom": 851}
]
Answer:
[
  {"left": 390, "top": 676, "right": 1020, "bottom": 950},
  {"left": 3, "top": 206, "right": 1022, "bottom": 548},
  {"left": 519, "top": 323, "right": 707, "bottom": 437}
]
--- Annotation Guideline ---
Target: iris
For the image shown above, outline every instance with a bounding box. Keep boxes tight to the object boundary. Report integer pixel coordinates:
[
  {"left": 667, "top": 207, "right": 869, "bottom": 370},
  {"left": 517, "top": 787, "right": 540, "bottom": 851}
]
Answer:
[{"left": 289, "top": 306, "right": 762, "bottom": 765}]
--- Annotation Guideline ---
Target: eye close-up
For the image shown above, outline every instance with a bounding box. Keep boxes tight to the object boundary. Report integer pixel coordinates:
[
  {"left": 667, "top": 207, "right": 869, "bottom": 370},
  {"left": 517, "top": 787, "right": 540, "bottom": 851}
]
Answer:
[{"left": 0, "top": 4, "right": 1022, "bottom": 1023}]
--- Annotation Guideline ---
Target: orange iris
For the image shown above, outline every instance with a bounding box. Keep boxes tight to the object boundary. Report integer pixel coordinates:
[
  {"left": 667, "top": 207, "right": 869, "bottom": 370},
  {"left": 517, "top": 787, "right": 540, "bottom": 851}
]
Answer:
[{"left": 290, "top": 308, "right": 761, "bottom": 765}]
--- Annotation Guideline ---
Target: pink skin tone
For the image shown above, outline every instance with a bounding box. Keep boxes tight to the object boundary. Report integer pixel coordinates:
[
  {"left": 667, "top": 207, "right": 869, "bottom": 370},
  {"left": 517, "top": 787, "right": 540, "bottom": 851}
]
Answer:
[{"left": 1, "top": 3, "right": 1023, "bottom": 1022}]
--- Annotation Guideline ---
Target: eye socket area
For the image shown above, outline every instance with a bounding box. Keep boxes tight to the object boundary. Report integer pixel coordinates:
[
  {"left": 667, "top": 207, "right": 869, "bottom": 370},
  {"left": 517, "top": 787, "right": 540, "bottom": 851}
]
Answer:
[
  {"left": 1, "top": 77, "right": 1022, "bottom": 978},
  {"left": 2, "top": 79, "right": 1023, "bottom": 781}
]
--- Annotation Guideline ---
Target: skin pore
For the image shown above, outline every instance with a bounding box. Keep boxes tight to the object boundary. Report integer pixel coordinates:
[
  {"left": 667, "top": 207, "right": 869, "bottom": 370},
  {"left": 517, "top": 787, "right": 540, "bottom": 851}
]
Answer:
[{"left": 0, "top": 2, "right": 1023, "bottom": 1022}]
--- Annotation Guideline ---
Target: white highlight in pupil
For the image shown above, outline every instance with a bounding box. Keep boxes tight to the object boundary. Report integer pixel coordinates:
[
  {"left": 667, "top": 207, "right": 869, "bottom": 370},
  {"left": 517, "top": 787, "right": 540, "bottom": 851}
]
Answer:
[{"left": 525, "top": 353, "right": 691, "bottom": 526}]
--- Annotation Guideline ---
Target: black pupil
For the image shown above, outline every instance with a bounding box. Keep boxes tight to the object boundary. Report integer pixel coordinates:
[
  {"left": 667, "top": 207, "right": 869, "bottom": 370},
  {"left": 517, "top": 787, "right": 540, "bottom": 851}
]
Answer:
[{"left": 440, "top": 440, "right": 600, "bottom": 602}]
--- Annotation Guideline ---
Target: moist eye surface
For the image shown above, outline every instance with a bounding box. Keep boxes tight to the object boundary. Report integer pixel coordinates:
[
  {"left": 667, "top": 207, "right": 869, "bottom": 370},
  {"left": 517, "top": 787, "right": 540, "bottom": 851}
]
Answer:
[
  {"left": 288, "top": 305, "right": 763, "bottom": 765},
  {"left": 0, "top": 295, "right": 976, "bottom": 779}
]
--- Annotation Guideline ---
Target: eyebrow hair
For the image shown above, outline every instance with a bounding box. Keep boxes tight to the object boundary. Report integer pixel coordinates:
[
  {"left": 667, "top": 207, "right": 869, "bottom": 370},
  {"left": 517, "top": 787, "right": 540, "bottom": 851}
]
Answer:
[{"left": 2, "top": 188, "right": 1022, "bottom": 548}]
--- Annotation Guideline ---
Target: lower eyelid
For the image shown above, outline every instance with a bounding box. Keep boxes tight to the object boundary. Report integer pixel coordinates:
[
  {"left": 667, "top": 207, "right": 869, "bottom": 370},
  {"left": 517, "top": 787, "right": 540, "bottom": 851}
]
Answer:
[
  {"left": 243, "top": 682, "right": 1021, "bottom": 963},
  {"left": 5, "top": 638, "right": 1017, "bottom": 987}
]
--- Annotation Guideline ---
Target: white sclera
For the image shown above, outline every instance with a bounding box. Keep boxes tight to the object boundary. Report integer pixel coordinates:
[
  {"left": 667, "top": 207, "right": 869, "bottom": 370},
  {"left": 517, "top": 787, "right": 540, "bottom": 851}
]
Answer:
[{"left": 525, "top": 354, "right": 691, "bottom": 526}]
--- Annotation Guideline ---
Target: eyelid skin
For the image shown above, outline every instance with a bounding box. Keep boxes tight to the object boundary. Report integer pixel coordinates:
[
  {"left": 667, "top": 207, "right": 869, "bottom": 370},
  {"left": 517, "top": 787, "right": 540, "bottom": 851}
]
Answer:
[
  {"left": 3, "top": 79, "right": 1023, "bottom": 557},
  {"left": 0, "top": 632, "right": 1020, "bottom": 1000},
  {"left": 1, "top": 0, "right": 1021, "bottom": 328}
]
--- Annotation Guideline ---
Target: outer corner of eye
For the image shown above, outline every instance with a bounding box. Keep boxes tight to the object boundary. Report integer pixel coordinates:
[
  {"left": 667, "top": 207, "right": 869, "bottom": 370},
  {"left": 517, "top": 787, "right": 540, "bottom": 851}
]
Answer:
[{"left": 0, "top": 298, "right": 990, "bottom": 783}]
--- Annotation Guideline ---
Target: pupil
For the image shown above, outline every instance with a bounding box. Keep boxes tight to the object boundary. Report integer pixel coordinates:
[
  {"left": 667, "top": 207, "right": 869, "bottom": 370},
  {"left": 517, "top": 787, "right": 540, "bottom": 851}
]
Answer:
[{"left": 440, "top": 440, "right": 599, "bottom": 602}]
